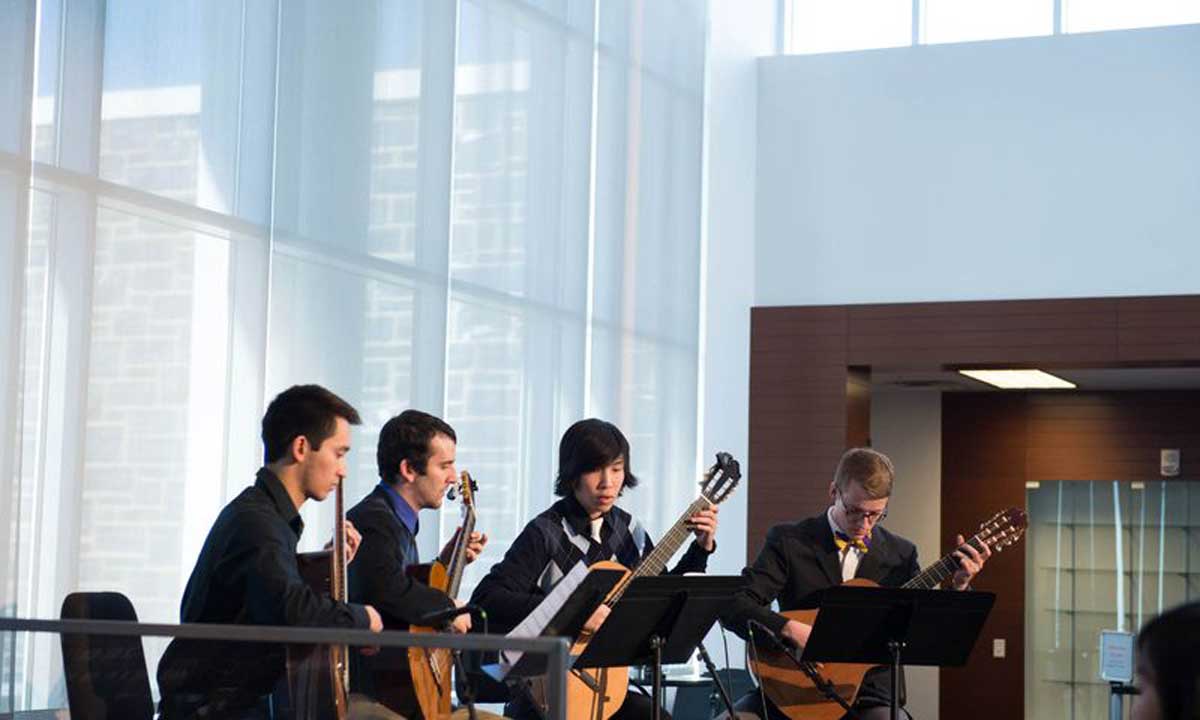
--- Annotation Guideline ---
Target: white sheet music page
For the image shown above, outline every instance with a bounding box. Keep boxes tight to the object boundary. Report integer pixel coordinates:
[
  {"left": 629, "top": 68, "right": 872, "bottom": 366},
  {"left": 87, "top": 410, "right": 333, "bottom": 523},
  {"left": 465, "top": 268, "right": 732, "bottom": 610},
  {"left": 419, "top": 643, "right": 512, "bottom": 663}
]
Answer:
[{"left": 500, "top": 560, "right": 590, "bottom": 671}]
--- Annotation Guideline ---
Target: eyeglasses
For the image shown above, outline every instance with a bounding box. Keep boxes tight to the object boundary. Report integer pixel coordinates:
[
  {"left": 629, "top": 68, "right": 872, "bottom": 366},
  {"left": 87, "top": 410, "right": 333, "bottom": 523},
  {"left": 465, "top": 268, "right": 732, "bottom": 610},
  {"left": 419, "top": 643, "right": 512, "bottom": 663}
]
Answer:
[{"left": 837, "top": 490, "right": 888, "bottom": 524}]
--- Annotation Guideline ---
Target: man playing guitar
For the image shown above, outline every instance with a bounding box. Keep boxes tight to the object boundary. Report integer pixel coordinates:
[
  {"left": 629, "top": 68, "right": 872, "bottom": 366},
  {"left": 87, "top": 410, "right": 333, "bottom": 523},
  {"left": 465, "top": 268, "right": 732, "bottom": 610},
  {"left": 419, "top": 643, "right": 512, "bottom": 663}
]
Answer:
[
  {"left": 722, "top": 447, "right": 990, "bottom": 720},
  {"left": 156, "top": 385, "right": 388, "bottom": 719},
  {"left": 470, "top": 418, "right": 721, "bottom": 720},
  {"left": 347, "top": 409, "right": 490, "bottom": 718}
]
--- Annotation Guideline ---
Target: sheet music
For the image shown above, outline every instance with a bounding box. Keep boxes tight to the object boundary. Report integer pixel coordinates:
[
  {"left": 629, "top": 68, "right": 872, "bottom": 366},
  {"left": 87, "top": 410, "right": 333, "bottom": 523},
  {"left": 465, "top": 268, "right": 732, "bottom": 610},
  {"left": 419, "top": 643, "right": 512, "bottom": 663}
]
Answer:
[{"left": 499, "top": 560, "right": 589, "bottom": 671}]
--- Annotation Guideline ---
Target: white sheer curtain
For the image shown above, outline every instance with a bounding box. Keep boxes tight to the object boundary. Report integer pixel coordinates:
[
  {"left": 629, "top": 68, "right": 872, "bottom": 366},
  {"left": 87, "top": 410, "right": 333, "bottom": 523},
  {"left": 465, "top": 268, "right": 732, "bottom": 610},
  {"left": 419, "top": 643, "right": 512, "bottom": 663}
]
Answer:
[{"left": 1, "top": 0, "right": 708, "bottom": 710}]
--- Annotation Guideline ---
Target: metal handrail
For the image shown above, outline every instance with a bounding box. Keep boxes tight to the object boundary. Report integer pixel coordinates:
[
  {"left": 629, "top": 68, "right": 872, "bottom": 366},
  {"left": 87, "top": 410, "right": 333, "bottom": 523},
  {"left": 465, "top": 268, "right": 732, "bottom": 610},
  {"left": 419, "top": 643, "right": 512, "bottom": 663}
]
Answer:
[{"left": 0, "top": 616, "right": 570, "bottom": 718}]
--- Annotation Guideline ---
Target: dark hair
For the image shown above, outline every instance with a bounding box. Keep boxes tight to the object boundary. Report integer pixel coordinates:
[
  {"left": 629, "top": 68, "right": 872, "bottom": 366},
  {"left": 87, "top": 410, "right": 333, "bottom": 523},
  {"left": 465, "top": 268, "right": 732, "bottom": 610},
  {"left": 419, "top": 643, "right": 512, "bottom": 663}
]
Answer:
[
  {"left": 261, "top": 385, "right": 361, "bottom": 464},
  {"left": 554, "top": 418, "right": 639, "bottom": 497},
  {"left": 1136, "top": 601, "right": 1200, "bottom": 720},
  {"left": 376, "top": 409, "right": 457, "bottom": 483}
]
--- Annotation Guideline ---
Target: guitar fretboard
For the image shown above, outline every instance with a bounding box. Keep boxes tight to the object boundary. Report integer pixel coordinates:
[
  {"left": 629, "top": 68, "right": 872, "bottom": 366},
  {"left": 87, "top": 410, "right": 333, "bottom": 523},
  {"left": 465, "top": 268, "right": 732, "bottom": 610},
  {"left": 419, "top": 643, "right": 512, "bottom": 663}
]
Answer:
[
  {"left": 901, "top": 534, "right": 988, "bottom": 590},
  {"left": 446, "top": 508, "right": 475, "bottom": 600},
  {"left": 606, "top": 495, "right": 711, "bottom": 605},
  {"left": 333, "top": 481, "right": 347, "bottom": 602}
]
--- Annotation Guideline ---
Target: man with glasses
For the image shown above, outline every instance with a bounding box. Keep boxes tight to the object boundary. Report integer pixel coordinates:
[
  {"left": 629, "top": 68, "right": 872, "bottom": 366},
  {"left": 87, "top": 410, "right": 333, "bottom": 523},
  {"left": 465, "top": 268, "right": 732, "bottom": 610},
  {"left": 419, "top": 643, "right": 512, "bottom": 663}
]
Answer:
[{"left": 721, "top": 447, "right": 988, "bottom": 719}]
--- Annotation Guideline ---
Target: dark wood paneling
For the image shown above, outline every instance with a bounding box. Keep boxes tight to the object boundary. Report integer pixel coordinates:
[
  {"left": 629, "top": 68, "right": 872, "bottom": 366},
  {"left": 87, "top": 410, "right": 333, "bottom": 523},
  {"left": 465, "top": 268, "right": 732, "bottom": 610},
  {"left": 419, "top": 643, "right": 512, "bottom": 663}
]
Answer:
[
  {"left": 941, "top": 393, "right": 1028, "bottom": 720},
  {"left": 1024, "top": 392, "right": 1200, "bottom": 482},
  {"left": 847, "top": 298, "right": 1120, "bottom": 367},
  {"left": 1118, "top": 296, "right": 1200, "bottom": 362},
  {"left": 847, "top": 368, "right": 871, "bottom": 447},
  {"left": 748, "top": 307, "right": 849, "bottom": 560}
]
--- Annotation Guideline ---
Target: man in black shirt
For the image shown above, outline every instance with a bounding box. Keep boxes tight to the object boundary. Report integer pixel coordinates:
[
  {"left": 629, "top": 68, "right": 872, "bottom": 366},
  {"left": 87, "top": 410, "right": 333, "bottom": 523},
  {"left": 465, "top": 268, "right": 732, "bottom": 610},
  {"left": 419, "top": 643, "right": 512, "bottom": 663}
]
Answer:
[
  {"left": 470, "top": 418, "right": 720, "bottom": 720},
  {"left": 347, "top": 409, "right": 488, "bottom": 717},
  {"left": 157, "top": 385, "right": 450, "bottom": 719},
  {"left": 720, "top": 447, "right": 989, "bottom": 720}
]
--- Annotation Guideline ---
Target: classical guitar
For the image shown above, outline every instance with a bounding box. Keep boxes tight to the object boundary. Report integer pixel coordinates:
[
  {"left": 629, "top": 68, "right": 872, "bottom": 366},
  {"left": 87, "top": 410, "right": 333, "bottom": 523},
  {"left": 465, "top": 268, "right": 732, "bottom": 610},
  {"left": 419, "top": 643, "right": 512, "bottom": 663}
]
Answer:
[
  {"left": 407, "top": 471, "right": 479, "bottom": 720},
  {"left": 286, "top": 479, "right": 351, "bottom": 720},
  {"left": 533, "top": 452, "right": 742, "bottom": 720},
  {"left": 749, "top": 507, "right": 1028, "bottom": 720}
]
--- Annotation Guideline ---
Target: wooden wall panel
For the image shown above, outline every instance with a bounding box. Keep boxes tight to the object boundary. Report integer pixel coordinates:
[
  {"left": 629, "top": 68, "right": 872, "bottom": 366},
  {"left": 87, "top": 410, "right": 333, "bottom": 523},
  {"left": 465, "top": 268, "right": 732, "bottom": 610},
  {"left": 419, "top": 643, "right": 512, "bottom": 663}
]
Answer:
[
  {"left": 941, "top": 393, "right": 1029, "bottom": 720},
  {"left": 1118, "top": 296, "right": 1200, "bottom": 363},
  {"left": 847, "top": 298, "right": 1120, "bottom": 367},
  {"left": 748, "top": 307, "right": 849, "bottom": 560},
  {"left": 846, "top": 368, "right": 871, "bottom": 447},
  {"left": 1024, "top": 392, "right": 1200, "bottom": 482}
]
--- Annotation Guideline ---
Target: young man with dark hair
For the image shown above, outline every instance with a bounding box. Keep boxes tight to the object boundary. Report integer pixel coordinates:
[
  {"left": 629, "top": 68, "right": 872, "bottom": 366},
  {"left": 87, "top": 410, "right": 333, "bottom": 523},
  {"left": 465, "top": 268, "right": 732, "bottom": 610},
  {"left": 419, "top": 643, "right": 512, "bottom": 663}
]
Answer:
[
  {"left": 346, "top": 409, "right": 489, "bottom": 718},
  {"left": 721, "top": 447, "right": 990, "bottom": 720},
  {"left": 158, "top": 384, "right": 391, "bottom": 719},
  {"left": 470, "top": 418, "right": 720, "bottom": 720}
]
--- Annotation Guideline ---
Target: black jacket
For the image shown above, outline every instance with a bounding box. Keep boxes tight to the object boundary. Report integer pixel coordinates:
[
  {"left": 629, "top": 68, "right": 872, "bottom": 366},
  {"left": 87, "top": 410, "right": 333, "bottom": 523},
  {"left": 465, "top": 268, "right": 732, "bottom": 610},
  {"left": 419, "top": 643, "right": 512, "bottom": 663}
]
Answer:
[
  {"left": 722, "top": 513, "right": 920, "bottom": 709},
  {"left": 346, "top": 485, "right": 455, "bottom": 628},
  {"left": 346, "top": 485, "right": 456, "bottom": 712},
  {"left": 157, "top": 468, "right": 371, "bottom": 715}
]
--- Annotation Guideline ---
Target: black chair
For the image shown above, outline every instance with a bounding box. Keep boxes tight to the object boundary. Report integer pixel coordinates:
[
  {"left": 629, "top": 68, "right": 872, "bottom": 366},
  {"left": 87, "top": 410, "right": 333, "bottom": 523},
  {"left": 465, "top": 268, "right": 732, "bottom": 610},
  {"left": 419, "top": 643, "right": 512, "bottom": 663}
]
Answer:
[{"left": 60, "top": 591, "right": 155, "bottom": 720}]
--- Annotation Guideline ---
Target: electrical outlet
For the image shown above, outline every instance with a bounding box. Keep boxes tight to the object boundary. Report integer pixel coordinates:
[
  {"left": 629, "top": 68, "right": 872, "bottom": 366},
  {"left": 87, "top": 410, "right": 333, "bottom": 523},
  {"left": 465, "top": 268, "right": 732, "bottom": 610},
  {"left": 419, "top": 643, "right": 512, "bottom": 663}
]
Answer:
[{"left": 993, "top": 638, "right": 1006, "bottom": 658}]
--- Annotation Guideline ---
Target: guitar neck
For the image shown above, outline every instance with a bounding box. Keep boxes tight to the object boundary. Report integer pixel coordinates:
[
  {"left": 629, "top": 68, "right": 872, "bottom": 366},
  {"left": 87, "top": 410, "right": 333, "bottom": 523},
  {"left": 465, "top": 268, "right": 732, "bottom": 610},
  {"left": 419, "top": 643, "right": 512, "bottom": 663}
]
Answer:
[
  {"left": 444, "top": 509, "right": 475, "bottom": 599},
  {"left": 332, "top": 481, "right": 348, "bottom": 602},
  {"left": 902, "top": 533, "right": 987, "bottom": 590},
  {"left": 607, "top": 496, "right": 709, "bottom": 605}
]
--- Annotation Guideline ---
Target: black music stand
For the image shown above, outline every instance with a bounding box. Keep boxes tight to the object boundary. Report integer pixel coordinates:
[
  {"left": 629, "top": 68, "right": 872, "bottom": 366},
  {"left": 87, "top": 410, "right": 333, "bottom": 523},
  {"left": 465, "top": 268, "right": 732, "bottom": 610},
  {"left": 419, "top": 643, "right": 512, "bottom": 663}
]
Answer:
[
  {"left": 574, "top": 575, "right": 745, "bottom": 720},
  {"left": 486, "top": 565, "right": 628, "bottom": 681},
  {"left": 801, "top": 585, "right": 995, "bottom": 720}
]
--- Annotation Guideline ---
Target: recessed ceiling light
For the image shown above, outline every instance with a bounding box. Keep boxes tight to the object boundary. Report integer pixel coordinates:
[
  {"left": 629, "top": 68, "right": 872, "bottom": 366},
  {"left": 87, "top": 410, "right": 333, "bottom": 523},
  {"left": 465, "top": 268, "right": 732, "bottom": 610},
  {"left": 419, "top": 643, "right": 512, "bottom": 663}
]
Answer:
[{"left": 958, "top": 369, "right": 1077, "bottom": 389}]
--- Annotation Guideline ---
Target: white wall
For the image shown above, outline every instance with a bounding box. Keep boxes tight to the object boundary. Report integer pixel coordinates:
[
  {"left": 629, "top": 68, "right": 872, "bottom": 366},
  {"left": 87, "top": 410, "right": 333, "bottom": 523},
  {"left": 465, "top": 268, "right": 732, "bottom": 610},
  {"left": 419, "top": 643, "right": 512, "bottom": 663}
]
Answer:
[
  {"left": 700, "top": 0, "right": 776, "bottom": 671},
  {"left": 755, "top": 24, "right": 1200, "bottom": 306},
  {"left": 703, "top": 0, "right": 776, "bottom": 578},
  {"left": 870, "top": 389, "right": 943, "bottom": 720}
]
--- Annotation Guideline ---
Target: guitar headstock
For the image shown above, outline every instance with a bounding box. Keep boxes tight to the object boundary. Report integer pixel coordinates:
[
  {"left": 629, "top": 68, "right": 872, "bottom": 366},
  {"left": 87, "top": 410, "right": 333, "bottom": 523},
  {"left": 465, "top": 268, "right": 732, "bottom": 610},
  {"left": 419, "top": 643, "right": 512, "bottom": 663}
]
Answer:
[
  {"left": 700, "top": 451, "right": 742, "bottom": 505},
  {"left": 448, "top": 470, "right": 478, "bottom": 512},
  {"left": 974, "top": 507, "right": 1028, "bottom": 553}
]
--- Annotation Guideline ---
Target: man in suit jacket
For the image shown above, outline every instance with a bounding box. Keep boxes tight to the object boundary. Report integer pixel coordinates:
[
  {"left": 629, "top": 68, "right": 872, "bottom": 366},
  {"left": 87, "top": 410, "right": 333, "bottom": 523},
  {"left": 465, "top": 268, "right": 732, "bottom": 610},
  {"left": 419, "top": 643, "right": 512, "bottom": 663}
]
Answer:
[
  {"left": 722, "top": 447, "right": 989, "bottom": 720},
  {"left": 347, "top": 409, "right": 488, "bottom": 718}
]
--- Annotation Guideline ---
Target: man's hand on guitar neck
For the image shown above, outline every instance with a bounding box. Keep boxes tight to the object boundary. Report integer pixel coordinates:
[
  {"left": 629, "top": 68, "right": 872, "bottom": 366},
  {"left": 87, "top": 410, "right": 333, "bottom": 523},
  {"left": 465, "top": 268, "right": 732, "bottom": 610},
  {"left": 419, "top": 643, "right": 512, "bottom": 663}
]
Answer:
[
  {"left": 324, "top": 520, "right": 363, "bottom": 564},
  {"left": 950, "top": 533, "right": 990, "bottom": 591},
  {"left": 438, "top": 530, "right": 489, "bottom": 566},
  {"left": 687, "top": 505, "right": 719, "bottom": 552},
  {"left": 781, "top": 619, "right": 812, "bottom": 649}
]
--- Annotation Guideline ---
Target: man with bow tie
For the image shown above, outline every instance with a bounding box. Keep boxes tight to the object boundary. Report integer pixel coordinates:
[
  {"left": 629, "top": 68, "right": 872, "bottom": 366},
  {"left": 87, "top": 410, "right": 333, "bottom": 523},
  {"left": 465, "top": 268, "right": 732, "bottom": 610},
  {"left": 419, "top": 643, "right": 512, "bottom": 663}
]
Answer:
[{"left": 721, "top": 447, "right": 989, "bottom": 720}]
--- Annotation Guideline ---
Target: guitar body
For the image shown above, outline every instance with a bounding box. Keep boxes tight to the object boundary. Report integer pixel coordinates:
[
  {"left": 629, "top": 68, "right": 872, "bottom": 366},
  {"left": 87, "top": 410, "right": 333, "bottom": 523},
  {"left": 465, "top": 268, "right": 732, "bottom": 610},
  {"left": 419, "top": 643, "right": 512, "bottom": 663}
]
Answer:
[
  {"left": 405, "top": 472, "right": 482, "bottom": 720},
  {"left": 565, "top": 560, "right": 631, "bottom": 720},
  {"left": 563, "top": 660, "right": 629, "bottom": 720},
  {"left": 753, "top": 579, "right": 878, "bottom": 720},
  {"left": 409, "top": 560, "right": 454, "bottom": 720},
  {"left": 527, "top": 560, "right": 632, "bottom": 720}
]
